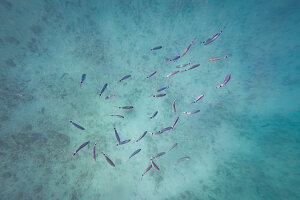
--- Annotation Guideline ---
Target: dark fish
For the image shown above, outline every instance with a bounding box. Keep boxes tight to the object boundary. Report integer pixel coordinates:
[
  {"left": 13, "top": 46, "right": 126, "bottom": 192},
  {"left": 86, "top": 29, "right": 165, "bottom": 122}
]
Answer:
[
  {"left": 141, "top": 164, "right": 152, "bottom": 180},
  {"left": 181, "top": 40, "right": 194, "bottom": 57},
  {"left": 175, "top": 156, "right": 190, "bottom": 168},
  {"left": 119, "top": 75, "right": 131, "bottom": 82},
  {"left": 99, "top": 83, "right": 108, "bottom": 97},
  {"left": 133, "top": 131, "right": 148, "bottom": 143},
  {"left": 154, "top": 152, "right": 165, "bottom": 159},
  {"left": 216, "top": 74, "right": 231, "bottom": 88},
  {"left": 171, "top": 116, "right": 179, "bottom": 129},
  {"left": 151, "top": 46, "right": 162, "bottom": 51},
  {"left": 114, "top": 126, "right": 121, "bottom": 145},
  {"left": 119, "top": 139, "right": 131, "bottom": 145},
  {"left": 182, "top": 110, "right": 200, "bottom": 114},
  {"left": 110, "top": 115, "right": 124, "bottom": 118},
  {"left": 169, "top": 143, "right": 178, "bottom": 151},
  {"left": 165, "top": 71, "right": 179, "bottom": 78},
  {"left": 184, "top": 64, "right": 200, "bottom": 71},
  {"left": 152, "top": 94, "right": 166, "bottom": 97},
  {"left": 157, "top": 86, "right": 169, "bottom": 92},
  {"left": 128, "top": 149, "right": 141, "bottom": 160},
  {"left": 73, "top": 141, "right": 90, "bottom": 156},
  {"left": 114, "top": 106, "right": 134, "bottom": 109},
  {"left": 101, "top": 152, "right": 115, "bottom": 167},
  {"left": 176, "top": 63, "right": 190, "bottom": 68},
  {"left": 202, "top": 30, "right": 223, "bottom": 45},
  {"left": 105, "top": 94, "right": 117, "bottom": 100},
  {"left": 69, "top": 120, "right": 85, "bottom": 130},
  {"left": 80, "top": 74, "right": 86, "bottom": 86},
  {"left": 93, "top": 142, "right": 97, "bottom": 161},
  {"left": 150, "top": 111, "right": 158, "bottom": 119},
  {"left": 172, "top": 98, "right": 176, "bottom": 113},
  {"left": 165, "top": 55, "right": 180, "bottom": 62},
  {"left": 146, "top": 71, "right": 157, "bottom": 79},
  {"left": 191, "top": 94, "right": 204, "bottom": 104},
  {"left": 208, "top": 56, "right": 228, "bottom": 61},
  {"left": 150, "top": 158, "right": 160, "bottom": 171}
]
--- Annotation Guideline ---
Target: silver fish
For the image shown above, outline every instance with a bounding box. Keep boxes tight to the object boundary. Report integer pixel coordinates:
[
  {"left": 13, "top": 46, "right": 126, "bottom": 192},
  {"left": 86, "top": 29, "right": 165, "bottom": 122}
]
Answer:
[
  {"left": 181, "top": 40, "right": 194, "bottom": 57},
  {"left": 175, "top": 156, "right": 190, "bottom": 168},
  {"left": 208, "top": 56, "right": 228, "bottom": 61},
  {"left": 99, "top": 83, "right": 108, "bottom": 97},
  {"left": 128, "top": 149, "right": 141, "bottom": 160},
  {"left": 101, "top": 152, "right": 115, "bottom": 167},
  {"left": 191, "top": 94, "right": 204, "bottom": 104},
  {"left": 146, "top": 71, "right": 157, "bottom": 79},
  {"left": 171, "top": 116, "right": 179, "bottom": 129},
  {"left": 150, "top": 158, "right": 160, "bottom": 171},
  {"left": 184, "top": 64, "right": 200, "bottom": 71},
  {"left": 172, "top": 98, "right": 176, "bottom": 113},
  {"left": 176, "top": 63, "right": 190, "bottom": 68},
  {"left": 93, "top": 142, "right": 97, "bottom": 161},
  {"left": 114, "top": 106, "right": 134, "bottom": 109},
  {"left": 165, "top": 70, "right": 179, "bottom": 78},
  {"left": 216, "top": 74, "right": 231, "bottom": 88},
  {"left": 151, "top": 126, "right": 173, "bottom": 135},
  {"left": 141, "top": 164, "right": 152, "bottom": 180},
  {"left": 114, "top": 126, "right": 121, "bottom": 145},
  {"left": 202, "top": 30, "right": 223, "bottom": 45},
  {"left": 182, "top": 110, "right": 200, "bottom": 114},
  {"left": 150, "top": 111, "right": 158, "bottom": 119},
  {"left": 157, "top": 86, "right": 169, "bottom": 92},
  {"left": 105, "top": 94, "right": 117, "bottom": 100},
  {"left": 73, "top": 141, "right": 90, "bottom": 156},
  {"left": 110, "top": 115, "right": 124, "bottom": 119},
  {"left": 152, "top": 94, "right": 166, "bottom": 97},
  {"left": 119, "top": 139, "right": 131, "bottom": 145},
  {"left": 119, "top": 75, "right": 131, "bottom": 82},
  {"left": 169, "top": 143, "right": 178, "bottom": 151},
  {"left": 154, "top": 152, "right": 165, "bottom": 159},
  {"left": 133, "top": 131, "right": 148, "bottom": 143}
]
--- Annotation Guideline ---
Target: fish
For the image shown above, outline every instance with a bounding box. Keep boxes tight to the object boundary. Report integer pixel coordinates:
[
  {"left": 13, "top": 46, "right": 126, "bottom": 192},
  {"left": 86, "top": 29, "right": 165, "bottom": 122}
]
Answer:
[
  {"left": 92, "top": 142, "right": 97, "bottom": 161},
  {"left": 172, "top": 98, "right": 176, "bottom": 113},
  {"left": 176, "top": 63, "right": 191, "bottom": 68},
  {"left": 141, "top": 164, "right": 152, "bottom": 180},
  {"left": 151, "top": 46, "right": 162, "bottom": 51},
  {"left": 151, "top": 126, "right": 173, "bottom": 135},
  {"left": 119, "top": 75, "right": 131, "bottom": 82},
  {"left": 208, "top": 56, "right": 228, "bottom": 61},
  {"left": 114, "top": 106, "right": 134, "bottom": 109},
  {"left": 202, "top": 30, "right": 223, "bottom": 45},
  {"left": 169, "top": 143, "right": 178, "bottom": 151},
  {"left": 184, "top": 64, "right": 200, "bottom": 72},
  {"left": 171, "top": 116, "right": 179, "bottom": 129},
  {"left": 146, "top": 71, "right": 157, "bottom": 79},
  {"left": 105, "top": 94, "right": 117, "bottom": 100},
  {"left": 80, "top": 74, "right": 86, "bottom": 86},
  {"left": 114, "top": 126, "right": 121, "bottom": 145},
  {"left": 191, "top": 94, "right": 204, "bottom": 104},
  {"left": 128, "top": 149, "right": 141, "bottom": 160},
  {"left": 175, "top": 156, "right": 190, "bottom": 168},
  {"left": 182, "top": 110, "right": 200, "bottom": 114},
  {"left": 101, "top": 152, "right": 115, "bottom": 167},
  {"left": 99, "top": 83, "right": 108, "bottom": 97},
  {"left": 216, "top": 74, "right": 231, "bottom": 88},
  {"left": 165, "top": 71, "right": 179, "bottom": 78},
  {"left": 165, "top": 55, "right": 180, "bottom": 62},
  {"left": 110, "top": 115, "right": 124, "bottom": 119},
  {"left": 150, "top": 111, "right": 158, "bottom": 119},
  {"left": 69, "top": 120, "right": 85, "bottom": 130},
  {"left": 157, "top": 86, "right": 169, "bottom": 92},
  {"left": 119, "top": 139, "right": 131, "bottom": 145},
  {"left": 181, "top": 40, "right": 194, "bottom": 57},
  {"left": 133, "top": 131, "right": 148, "bottom": 143},
  {"left": 150, "top": 158, "right": 160, "bottom": 171},
  {"left": 73, "top": 141, "right": 90, "bottom": 156},
  {"left": 152, "top": 94, "right": 166, "bottom": 97},
  {"left": 154, "top": 152, "right": 165, "bottom": 159}
]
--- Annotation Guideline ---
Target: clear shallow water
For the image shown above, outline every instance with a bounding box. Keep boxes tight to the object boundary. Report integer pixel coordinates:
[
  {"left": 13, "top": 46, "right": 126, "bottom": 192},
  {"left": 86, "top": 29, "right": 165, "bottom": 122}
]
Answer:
[{"left": 0, "top": 0, "right": 299, "bottom": 199}]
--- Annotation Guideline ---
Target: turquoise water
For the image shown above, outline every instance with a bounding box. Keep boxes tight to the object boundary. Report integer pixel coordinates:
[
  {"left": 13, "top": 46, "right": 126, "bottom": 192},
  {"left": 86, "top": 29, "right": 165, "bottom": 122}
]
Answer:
[{"left": 1, "top": 0, "right": 300, "bottom": 199}]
